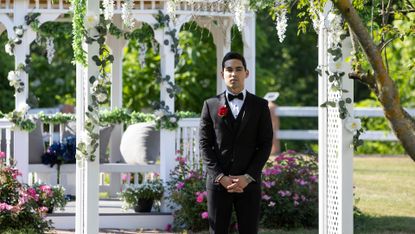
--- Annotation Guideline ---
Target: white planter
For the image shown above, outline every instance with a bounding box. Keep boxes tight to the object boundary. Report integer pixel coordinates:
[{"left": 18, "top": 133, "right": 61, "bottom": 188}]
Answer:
[{"left": 120, "top": 122, "right": 160, "bottom": 165}]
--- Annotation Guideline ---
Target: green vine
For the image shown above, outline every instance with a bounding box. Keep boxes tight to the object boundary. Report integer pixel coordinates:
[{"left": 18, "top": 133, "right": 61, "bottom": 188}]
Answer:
[
  {"left": 318, "top": 10, "right": 364, "bottom": 150},
  {"left": 25, "top": 13, "right": 41, "bottom": 31},
  {"left": 38, "top": 112, "right": 75, "bottom": 125},
  {"left": 71, "top": 0, "right": 87, "bottom": 65},
  {"left": 5, "top": 110, "right": 36, "bottom": 132},
  {"left": 99, "top": 108, "right": 131, "bottom": 126}
]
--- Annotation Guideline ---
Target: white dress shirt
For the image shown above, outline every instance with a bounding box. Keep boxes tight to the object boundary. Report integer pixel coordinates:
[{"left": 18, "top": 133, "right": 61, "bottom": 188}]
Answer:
[{"left": 225, "top": 89, "right": 246, "bottom": 119}]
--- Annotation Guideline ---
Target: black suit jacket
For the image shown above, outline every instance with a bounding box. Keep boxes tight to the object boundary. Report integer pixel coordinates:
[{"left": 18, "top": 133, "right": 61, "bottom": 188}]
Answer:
[{"left": 199, "top": 91, "right": 273, "bottom": 190}]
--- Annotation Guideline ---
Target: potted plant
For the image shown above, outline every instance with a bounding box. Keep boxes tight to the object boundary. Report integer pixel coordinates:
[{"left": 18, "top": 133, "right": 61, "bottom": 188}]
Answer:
[
  {"left": 119, "top": 179, "right": 164, "bottom": 212},
  {"left": 32, "top": 183, "right": 67, "bottom": 213}
]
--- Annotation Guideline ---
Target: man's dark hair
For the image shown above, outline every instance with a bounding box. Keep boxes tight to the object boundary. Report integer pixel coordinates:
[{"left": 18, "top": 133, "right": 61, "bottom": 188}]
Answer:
[{"left": 222, "top": 52, "right": 247, "bottom": 70}]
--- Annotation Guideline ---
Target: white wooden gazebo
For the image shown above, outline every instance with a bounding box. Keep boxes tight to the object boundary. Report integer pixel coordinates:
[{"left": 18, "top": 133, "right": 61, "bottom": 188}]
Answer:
[{"left": 0, "top": 0, "right": 354, "bottom": 233}]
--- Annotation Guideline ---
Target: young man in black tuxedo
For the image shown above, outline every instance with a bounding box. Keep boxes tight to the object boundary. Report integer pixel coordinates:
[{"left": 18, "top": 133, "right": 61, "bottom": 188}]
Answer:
[{"left": 199, "top": 52, "right": 273, "bottom": 234}]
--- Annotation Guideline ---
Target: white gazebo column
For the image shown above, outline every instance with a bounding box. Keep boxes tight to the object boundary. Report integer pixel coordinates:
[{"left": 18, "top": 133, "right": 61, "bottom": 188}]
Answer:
[
  {"left": 242, "top": 12, "right": 256, "bottom": 94},
  {"left": 106, "top": 15, "right": 127, "bottom": 197},
  {"left": 153, "top": 25, "right": 176, "bottom": 211},
  {"left": 208, "top": 17, "right": 232, "bottom": 95},
  {"left": 153, "top": 14, "right": 190, "bottom": 211},
  {"left": 13, "top": 0, "right": 34, "bottom": 182},
  {"left": 318, "top": 4, "right": 354, "bottom": 233},
  {"left": 75, "top": 0, "right": 100, "bottom": 233}
]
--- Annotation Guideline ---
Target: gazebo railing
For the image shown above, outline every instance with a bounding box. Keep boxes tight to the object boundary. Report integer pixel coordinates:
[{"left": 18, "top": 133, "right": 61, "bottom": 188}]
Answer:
[
  {"left": 0, "top": 0, "right": 231, "bottom": 14},
  {"left": 0, "top": 118, "right": 13, "bottom": 165},
  {"left": 2, "top": 106, "right": 413, "bottom": 196}
]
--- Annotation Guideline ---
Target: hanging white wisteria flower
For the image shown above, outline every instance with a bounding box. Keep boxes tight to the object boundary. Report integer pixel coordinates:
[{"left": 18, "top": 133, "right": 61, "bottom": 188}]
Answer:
[
  {"left": 273, "top": 0, "right": 288, "bottom": 43},
  {"left": 122, "top": 0, "right": 135, "bottom": 29},
  {"left": 102, "top": 0, "right": 115, "bottom": 20},
  {"left": 308, "top": 0, "right": 321, "bottom": 33},
  {"left": 275, "top": 8, "right": 287, "bottom": 43},
  {"left": 139, "top": 42, "right": 147, "bottom": 67},
  {"left": 84, "top": 12, "right": 100, "bottom": 31},
  {"left": 166, "top": 0, "right": 177, "bottom": 23},
  {"left": 345, "top": 117, "right": 362, "bottom": 133},
  {"left": 228, "top": 0, "right": 246, "bottom": 32},
  {"left": 46, "top": 37, "right": 55, "bottom": 64}
]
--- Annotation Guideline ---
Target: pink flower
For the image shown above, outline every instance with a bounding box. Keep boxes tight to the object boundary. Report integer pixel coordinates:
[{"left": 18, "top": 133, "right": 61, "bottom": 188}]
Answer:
[
  {"left": 262, "top": 194, "right": 271, "bottom": 200},
  {"left": 262, "top": 181, "right": 275, "bottom": 188},
  {"left": 294, "top": 201, "right": 300, "bottom": 206},
  {"left": 27, "top": 188, "right": 39, "bottom": 201},
  {"left": 201, "top": 211, "right": 209, "bottom": 219},
  {"left": 295, "top": 179, "right": 308, "bottom": 186},
  {"left": 0, "top": 202, "right": 13, "bottom": 211},
  {"left": 278, "top": 190, "right": 291, "bottom": 197},
  {"left": 39, "top": 206, "right": 49, "bottom": 213},
  {"left": 176, "top": 182, "right": 185, "bottom": 190},
  {"left": 39, "top": 184, "right": 52, "bottom": 196},
  {"left": 196, "top": 193, "right": 204, "bottom": 203},
  {"left": 268, "top": 201, "right": 276, "bottom": 207},
  {"left": 310, "top": 175, "right": 318, "bottom": 183},
  {"left": 175, "top": 156, "right": 186, "bottom": 165},
  {"left": 0, "top": 151, "right": 5, "bottom": 159},
  {"left": 293, "top": 193, "right": 299, "bottom": 201},
  {"left": 121, "top": 174, "right": 128, "bottom": 183}
]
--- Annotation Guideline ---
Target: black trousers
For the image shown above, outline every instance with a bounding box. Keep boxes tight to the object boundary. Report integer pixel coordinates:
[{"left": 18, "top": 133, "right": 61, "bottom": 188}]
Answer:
[{"left": 207, "top": 184, "right": 261, "bottom": 234}]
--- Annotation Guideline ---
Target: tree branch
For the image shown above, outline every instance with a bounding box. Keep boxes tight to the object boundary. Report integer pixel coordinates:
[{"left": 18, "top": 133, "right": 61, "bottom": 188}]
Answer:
[{"left": 349, "top": 71, "right": 378, "bottom": 95}]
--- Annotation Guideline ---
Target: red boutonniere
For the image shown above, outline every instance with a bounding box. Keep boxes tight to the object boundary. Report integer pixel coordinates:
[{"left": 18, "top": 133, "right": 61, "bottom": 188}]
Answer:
[{"left": 218, "top": 105, "right": 228, "bottom": 118}]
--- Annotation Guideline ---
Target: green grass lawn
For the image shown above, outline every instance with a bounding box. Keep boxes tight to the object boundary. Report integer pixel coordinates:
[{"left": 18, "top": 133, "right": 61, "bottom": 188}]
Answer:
[
  {"left": 353, "top": 156, "right": 415, "bottom": 234},
  {"left": 54, "top": 157, "right": 415, "bottom": 234}
]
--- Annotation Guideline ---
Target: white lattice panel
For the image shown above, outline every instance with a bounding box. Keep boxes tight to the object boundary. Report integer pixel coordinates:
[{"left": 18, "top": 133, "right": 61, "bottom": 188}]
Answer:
[
  {"left": 326, "top": 88, "right": 342, "bottom": 233},
  {"left": 319, "top": 3, "right": 354, "bottom": 234}
]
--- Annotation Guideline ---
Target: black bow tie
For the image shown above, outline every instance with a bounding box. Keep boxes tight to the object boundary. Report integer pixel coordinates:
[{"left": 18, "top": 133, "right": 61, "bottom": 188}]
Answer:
[{"left": 228, "top": 92, "right": 244, "bottom": 101}]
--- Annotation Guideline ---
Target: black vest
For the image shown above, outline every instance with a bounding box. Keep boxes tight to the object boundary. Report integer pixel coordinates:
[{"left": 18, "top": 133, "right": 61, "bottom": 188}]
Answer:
[{"left": 225, "top": 99, "right": 247, "bottom": 133}]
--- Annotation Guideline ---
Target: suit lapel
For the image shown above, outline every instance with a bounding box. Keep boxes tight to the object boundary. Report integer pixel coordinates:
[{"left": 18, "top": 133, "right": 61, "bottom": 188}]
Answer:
[{"left": 235, "top": 92, "right": 252, "bottom": 140}]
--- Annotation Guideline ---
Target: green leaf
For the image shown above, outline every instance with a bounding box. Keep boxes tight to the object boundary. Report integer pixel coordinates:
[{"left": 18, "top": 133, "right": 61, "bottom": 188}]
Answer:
[{"left": 89, "top": 76, "right": 96, "bottom": 84}]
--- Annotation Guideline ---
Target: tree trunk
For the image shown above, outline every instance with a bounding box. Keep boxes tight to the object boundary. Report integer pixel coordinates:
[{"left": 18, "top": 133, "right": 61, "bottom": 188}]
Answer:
[{"left": 333, "top": 0, "right": 415, "bottom": 161}]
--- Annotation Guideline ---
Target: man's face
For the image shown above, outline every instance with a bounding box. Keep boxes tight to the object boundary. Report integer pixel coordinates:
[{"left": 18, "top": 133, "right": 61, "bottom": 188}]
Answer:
[{"left": 221, "top": 59, "right": 249, "bottom": 93}]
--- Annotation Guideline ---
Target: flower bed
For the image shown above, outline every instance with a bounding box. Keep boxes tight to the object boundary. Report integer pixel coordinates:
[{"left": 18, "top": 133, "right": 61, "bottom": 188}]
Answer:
[
  {"left": 0, "top": 160, "right": 52, "bottom": 233},
  {"left": 260, "top": 150, "right": 318, "bottom": 228},
  {"left": 0, "top": 153, "right": 67, "bottom": 233},
  {"left": 167, "top": 150, "right": 319, "bottom": 231}
]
